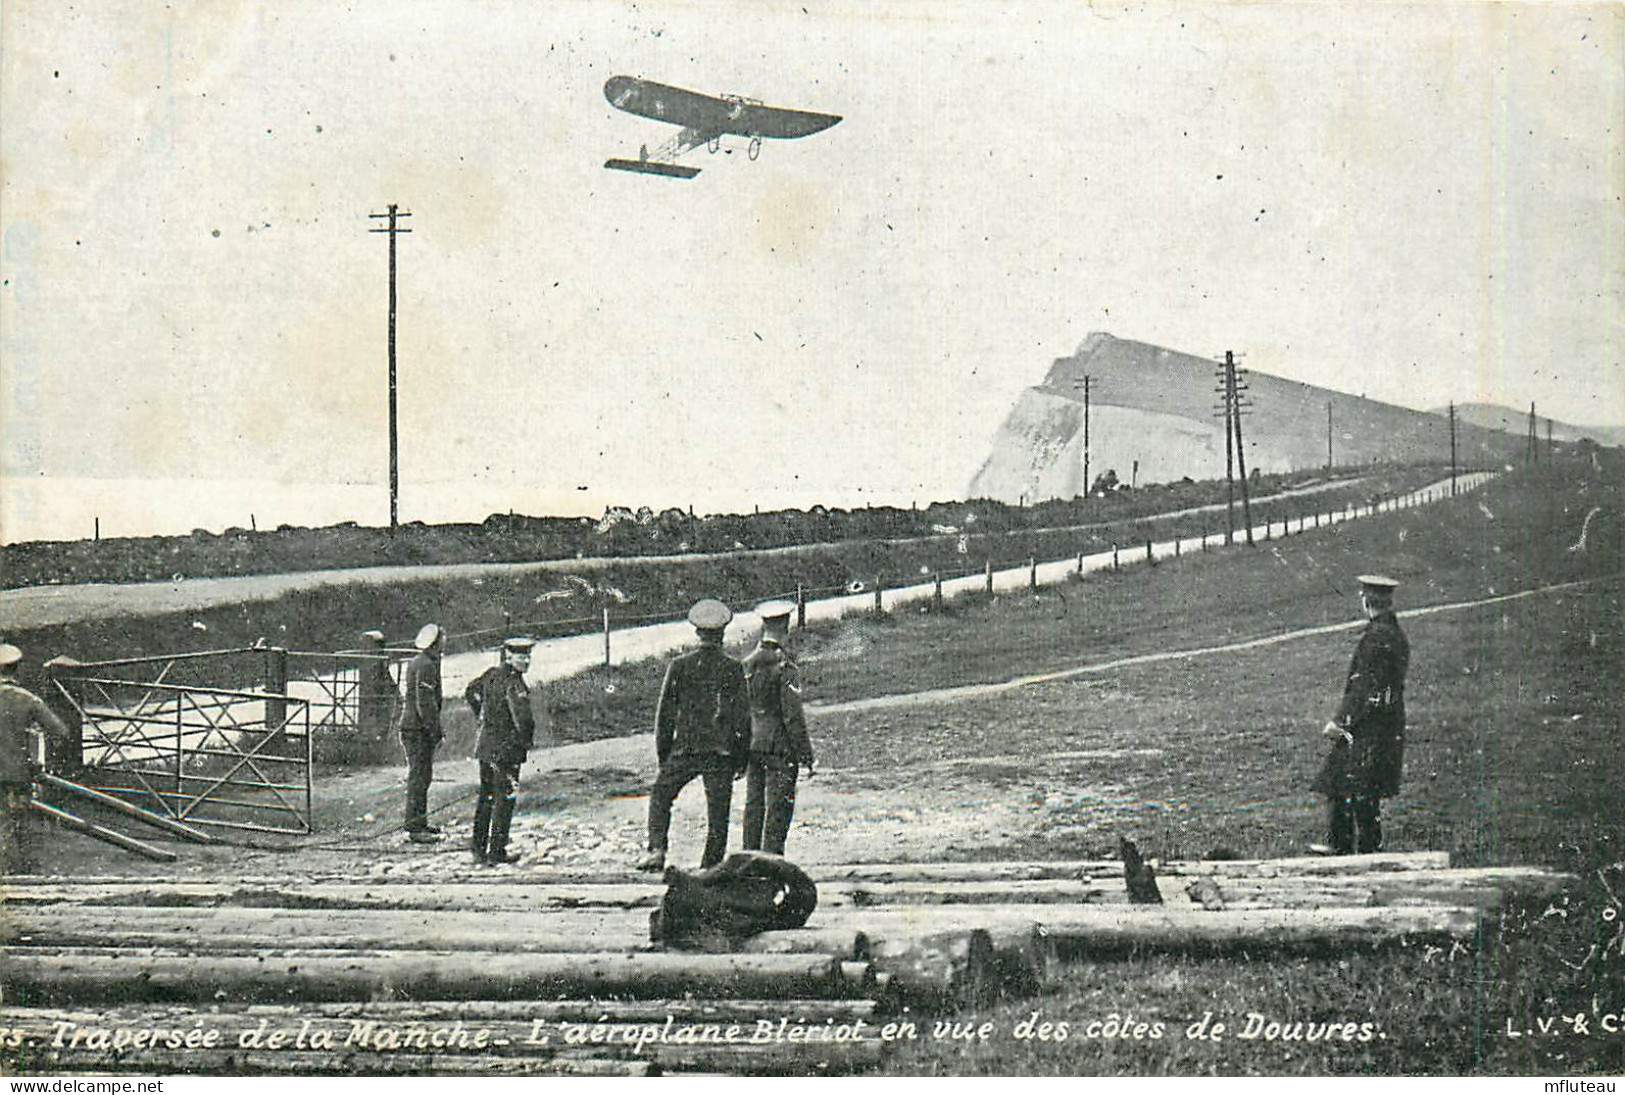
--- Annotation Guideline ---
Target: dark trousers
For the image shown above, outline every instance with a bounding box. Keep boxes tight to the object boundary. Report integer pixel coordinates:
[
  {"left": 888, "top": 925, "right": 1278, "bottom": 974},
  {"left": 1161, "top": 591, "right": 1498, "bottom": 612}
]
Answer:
[
  {"left": 400, "top": 731, "right": 437, "bottom": 832},
  {"left": 742, "top": 757, "right": 800, "bottom": 856},
  {"left": 1, "top": 784, "right": 36, "bottom": 875},
  {"left": 1328, "top": 792, "right": 1382, "bottom": 855},
  {"left": 473, "top": 762, "right": 519, "bottom": 857},
  {"left": 647, "top": 754, "right": 734, "bottom": 868}
]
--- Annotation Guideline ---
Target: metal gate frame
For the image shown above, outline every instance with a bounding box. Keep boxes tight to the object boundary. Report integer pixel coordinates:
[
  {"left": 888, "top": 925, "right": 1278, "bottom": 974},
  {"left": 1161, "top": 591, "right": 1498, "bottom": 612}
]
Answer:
[{"left": 49, "top": 649, "right": 315, "bottom": 834}]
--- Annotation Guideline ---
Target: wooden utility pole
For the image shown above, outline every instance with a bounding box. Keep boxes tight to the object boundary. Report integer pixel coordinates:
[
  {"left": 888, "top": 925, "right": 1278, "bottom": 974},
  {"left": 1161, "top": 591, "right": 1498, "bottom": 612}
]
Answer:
[
  {"left": 1226, "top": 352, "right": 1255, "bottom": 544},
  {"left": 1326, "top": 401, "right": 1333, "bottom": 471},
  {"left": 1214, "top": 361, "right": 1235, "bottom": 544},
  {"left": 1448, "top": 402, "right": 1458, "bottom": 497},
  {"left": 368, "top": 204, "right": 412, "bottom": 529},
  {"left": 1527, "top": 402, "right": 1538, "bottom": 465},
  {"left": 1073, "top": 374, "right": 1092, "bottom": 495},
  {"left": 1546, "top": 418, "right": 1553, "bottom": 461}
]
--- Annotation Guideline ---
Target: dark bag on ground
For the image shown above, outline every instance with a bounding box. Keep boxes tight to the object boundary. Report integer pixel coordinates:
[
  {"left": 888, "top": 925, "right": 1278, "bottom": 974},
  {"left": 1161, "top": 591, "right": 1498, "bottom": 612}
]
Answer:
[{"left": 650, "top": 851, "right": 818, "bottom": 950}]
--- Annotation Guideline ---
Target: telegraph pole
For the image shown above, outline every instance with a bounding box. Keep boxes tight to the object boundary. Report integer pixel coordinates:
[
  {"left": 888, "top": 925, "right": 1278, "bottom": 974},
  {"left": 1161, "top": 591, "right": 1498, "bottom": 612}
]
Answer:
[
  {"left": 1527, "top": 402, "right": 1538, "bottom": 466},
  {"left": 1073, "top": 374, "right": 1092, "bottom": 496},
  {"left": 1546, "top": 417, "right": 1553, "bottom": 461},
  {"left": 1448, "top": 401, "right": 1458, "bottom": 497},
  {"left": 1214, "top": 360, "right": 1235, "bottom": 544},
  {"left": 1228, "top": 352, "right": 1254, "bottom": 544},
  {"left": 1326, "top": 400, "right": 1334, "bottom": 472},
  {"left": 368, "top": 204, "right": 412, "bottom": 529}
]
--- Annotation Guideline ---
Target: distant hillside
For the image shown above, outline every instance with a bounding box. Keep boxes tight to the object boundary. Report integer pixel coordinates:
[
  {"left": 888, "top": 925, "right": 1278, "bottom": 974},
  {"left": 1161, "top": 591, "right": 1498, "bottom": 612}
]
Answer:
[
  {"left": 1429, "top": 402, "right": 1625, "bottom": 448},
  {"left": 970, "top": 333, "right": 1526, "bottom": 503}
]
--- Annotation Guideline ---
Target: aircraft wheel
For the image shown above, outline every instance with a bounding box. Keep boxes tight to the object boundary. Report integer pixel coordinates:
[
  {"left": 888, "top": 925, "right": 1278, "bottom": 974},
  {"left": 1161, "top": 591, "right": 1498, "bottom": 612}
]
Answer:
[{"left": 748, "top": 136, "right": 762, "bottom": 161}]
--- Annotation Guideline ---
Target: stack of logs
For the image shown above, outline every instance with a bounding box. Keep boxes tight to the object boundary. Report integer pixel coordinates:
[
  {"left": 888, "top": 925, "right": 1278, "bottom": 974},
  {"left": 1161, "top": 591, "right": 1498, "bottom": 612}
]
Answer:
[{"left": 0, "top": 851, "right": 1574, "bottom": 1076}]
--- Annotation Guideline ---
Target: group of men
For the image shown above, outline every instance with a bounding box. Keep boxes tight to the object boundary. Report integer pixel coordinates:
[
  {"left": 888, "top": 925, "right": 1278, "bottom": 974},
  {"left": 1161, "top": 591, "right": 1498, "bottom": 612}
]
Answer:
[
  {"left": 392, "top": 622, "right": 539, "bottom": 864},
  {"left": 387, "top": 596, "right": 817, "bottom": 870},
  {"left": 0, "top": 572, "right": 1405, "bottom": 875},
  {"left": 638, "top": 598, "right": 816, "bottom": 871}
]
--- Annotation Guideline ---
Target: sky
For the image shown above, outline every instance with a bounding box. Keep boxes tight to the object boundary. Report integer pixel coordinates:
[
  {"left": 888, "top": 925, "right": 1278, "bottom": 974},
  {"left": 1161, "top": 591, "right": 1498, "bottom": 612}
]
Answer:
[{"left": 2, "top": 1, "right": 1621, "bottom": 542}]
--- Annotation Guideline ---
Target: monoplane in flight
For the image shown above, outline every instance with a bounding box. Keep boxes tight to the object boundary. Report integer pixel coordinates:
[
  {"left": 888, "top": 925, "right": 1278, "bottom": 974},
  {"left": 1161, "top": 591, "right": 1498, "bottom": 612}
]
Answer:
[{"left": 603, "top": 76, "right": 841, "bottom": 179}]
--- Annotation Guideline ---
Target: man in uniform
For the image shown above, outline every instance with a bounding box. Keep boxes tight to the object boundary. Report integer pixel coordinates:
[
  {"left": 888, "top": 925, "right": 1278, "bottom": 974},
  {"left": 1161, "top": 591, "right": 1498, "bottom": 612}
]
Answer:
[
  {"left": 465, "top": 638, "right": 537, "bottom": 865},
  {"left": 0, "top": 644, "right": 73, "bottom": 874},
  {"left": 356, "top": 629, "right": 400, "bottom": 755},
  {"left": 742, "top": 601, "right": 815, "bottom": 856},
  {"left": 398, "top": 623, "right": 445, "bottom": 844},
  {"left": 637, "top": 599, "right": 750, "bottom": 871},
  {"left": 1311, "top": 575, "right": 1409, "bottom": 855}
]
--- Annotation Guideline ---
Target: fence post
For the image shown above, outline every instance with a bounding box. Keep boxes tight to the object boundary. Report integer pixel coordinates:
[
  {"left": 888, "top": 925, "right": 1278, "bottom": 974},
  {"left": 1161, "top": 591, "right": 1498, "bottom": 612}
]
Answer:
[
  {"left": 933, "top": 571, "right": 944, "bottom": 608},
  {"left": 1029, "top": 557, "right": 1038, "bottom": 590},
  {"left": 1264, "top": 517, "right": 1272, "bottom": 541},
  {"left": 42, "top": 656, "right": 85, "bottom": 777},
  {"left": 795, "top": 582, "right": 806, "bottom": 629},
  {"left": 1077, "top": 550, "right": 1084, "bottom": 575},
  {"left": 1202, "top": 526, "right": 1208, "bottom": 553},
  {"left": 264, "top": 647, "right": 289, "bottom": 731},
  {"left": 602, "top": 607, "right": 611, "bottom": 667},
  {"left": 1146, "top": 539, "right": 1154, "bottom": 565},
  {"left": 985, "top": 559, "right": 994, "bottom": 594},
  {"left": 1174, "top": 536, "right": 1181, "bottom": 558},
  {"left": 1112, "top": 544, "right": 1119, "bottom": 571},
  {"left": 874, "top": 575, "right": 884, "bottom": 616}
]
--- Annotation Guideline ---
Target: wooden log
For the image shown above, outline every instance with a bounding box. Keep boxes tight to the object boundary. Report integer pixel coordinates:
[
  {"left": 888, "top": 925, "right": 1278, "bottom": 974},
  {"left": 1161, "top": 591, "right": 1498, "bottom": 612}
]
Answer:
[
  {"left": 39, "top": 774, "right": 217, "bottom": 844},
  {"left": 27, "top": 800, "right": 178, "bottom": 863},
  {"left": 0, "top": 852, "right": 1458, "bottom": 893},
  {"left": 12, "top": 1043, "right": 659, "bottom": 1077},
  {"left": 0, "top": 949, "right": 856, "bottom": 1006},
  {"left": 0, "top": 870, "right": 1544, "bottom": 917},
  {"left": 859, "top": 928, "right": 997, "bottom": 1006},
  {"left": 5, "top": 907, "right": 867, "bottom": 962},
  {"left": 1, "top": 999, "right": 882, "bottom": 1029},
  {"left": 770, "top": 903, "right": 1481, "bottom": 955}
]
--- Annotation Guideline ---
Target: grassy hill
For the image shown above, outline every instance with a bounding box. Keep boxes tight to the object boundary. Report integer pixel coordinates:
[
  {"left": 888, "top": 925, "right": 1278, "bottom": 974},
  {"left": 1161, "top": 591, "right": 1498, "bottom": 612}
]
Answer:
[{"left": 1434, "top": 401, "right": 1625, "bottom": 448}]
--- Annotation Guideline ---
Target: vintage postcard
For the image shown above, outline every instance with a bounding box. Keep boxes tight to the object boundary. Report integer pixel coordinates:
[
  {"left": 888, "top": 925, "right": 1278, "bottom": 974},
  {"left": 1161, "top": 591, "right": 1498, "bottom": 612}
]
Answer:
[{"left": 1, "top": 0, "right": 1620, "bottom": 1084}]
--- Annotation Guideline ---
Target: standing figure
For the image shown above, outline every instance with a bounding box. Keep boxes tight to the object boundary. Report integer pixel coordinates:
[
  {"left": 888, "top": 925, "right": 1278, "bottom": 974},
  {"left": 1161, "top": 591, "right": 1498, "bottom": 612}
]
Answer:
[
  {"left": 466, "top": 638, "right": 536, "bottom": 866},
  {"left": 0, "top": 644, "right": 72, "bottom": 875},
  {"left": 1312, "top": 575, "right": 1409, "bottom": 855},
  {"left": 637, "top": 599, "right": 750, "bottom": 871},
  {"left": 398, "top": 623, "right": 445, "bottom": 844},
  {"left": 742, "top": 601, "right": 815, "bottom": 856},
  {"left": 356, "top": 629, "right": 400, "bottom": 754}
]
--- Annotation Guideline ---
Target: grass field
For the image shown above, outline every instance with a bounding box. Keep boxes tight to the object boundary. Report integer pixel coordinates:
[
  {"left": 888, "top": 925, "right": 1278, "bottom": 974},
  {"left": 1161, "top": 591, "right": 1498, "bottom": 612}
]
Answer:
[{"left": 494, "top": 454, "right": 1621, "bottom": 1076}]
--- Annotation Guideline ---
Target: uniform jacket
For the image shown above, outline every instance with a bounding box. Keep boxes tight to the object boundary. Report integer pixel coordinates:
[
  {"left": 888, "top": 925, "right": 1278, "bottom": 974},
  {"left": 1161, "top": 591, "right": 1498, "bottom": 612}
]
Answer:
[
  {"left": 743, "top": 639, "right": 813, "bottom": 766},
  {"left": 0, "top": 680, "right": 72, "bottom": 784},
  {"left": 654, "top": 644, "right": 749, "bottom": 768},
  {"left": 1313, "top": 611, "right": 1409, "bottom": 798},
  {"left": 466, "top": 664, "right": 535, "bottom": 768},
  {"left": 397, "top": 652, "right": 443, "bottom": 738}
]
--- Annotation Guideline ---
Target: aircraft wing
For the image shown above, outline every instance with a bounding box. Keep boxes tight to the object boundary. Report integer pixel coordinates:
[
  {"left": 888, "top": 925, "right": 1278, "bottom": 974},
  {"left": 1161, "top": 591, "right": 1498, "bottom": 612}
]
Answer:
[{"left": 605, "top": 76, "right": 840, "bottom": 140}]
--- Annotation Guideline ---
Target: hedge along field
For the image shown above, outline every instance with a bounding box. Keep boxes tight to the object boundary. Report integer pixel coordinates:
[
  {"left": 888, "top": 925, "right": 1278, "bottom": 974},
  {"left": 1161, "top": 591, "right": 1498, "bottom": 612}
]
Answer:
[
  {"left": 0, "top": 463, "right": 1441, "bottom": 590},
  {"left": 3, "top": 465, "right": 1448, "bottom": 682}
]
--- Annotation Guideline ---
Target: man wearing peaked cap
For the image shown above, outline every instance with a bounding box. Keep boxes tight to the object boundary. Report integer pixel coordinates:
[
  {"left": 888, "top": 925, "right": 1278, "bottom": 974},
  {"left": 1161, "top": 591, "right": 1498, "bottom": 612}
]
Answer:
[
  {"left": 742, "top": 601, "right": 815, "bottom": 856},
  {"left": 687, "top": 598, "right": 734, "bottom": 630},
  {"left": 1311, "top": 575, "right": 1409, "bottom": 855},
  {"left": 1, "top": 643, "right": 73, "bottom": 873},
  {"left": 357, "top": 629, "right": 399, "bottom": 752},
  {"left": 398, "top": 624, "right": 445, "bottom": 843},
  {"left": 638, "top": 600, "right": 750, "bottom": 871},
  {"left": 465, "top": 638, "right": 538, "bottom": 865}
]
